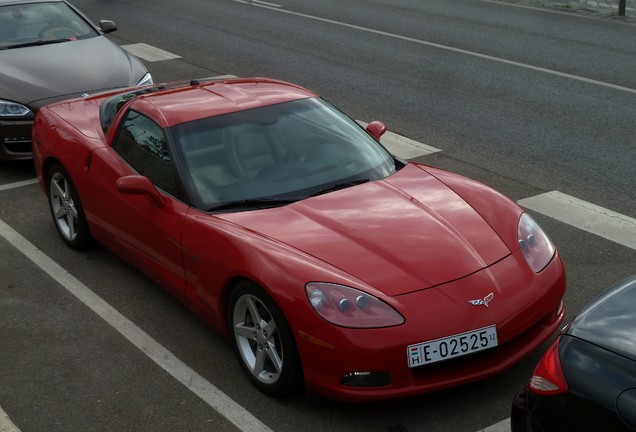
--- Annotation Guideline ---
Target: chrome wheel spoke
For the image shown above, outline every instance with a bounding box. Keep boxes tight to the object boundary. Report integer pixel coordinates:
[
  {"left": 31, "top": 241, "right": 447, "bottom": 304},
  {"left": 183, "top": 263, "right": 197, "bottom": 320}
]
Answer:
[
  {"left": 254, "top": 347, "right": 267, "bottom": 375},
  {"left": 263, "top": 320, "right": 277, "bottom": 339},
  {"left": 51, "top": 179, "right": 65, "bottom": 200},
  {"left": 265, "top": 340, "right": 283, "bottom": 373},
  {"left": 234, "top": 323, "right": 257, "bottom": 341},
  {"left": 66, "top": 213, "right": 77, "bottom": 238},
  {"left": 67, "top": 202, "right": 78, "bottom": 220},
  {"left": 245, "top": 297, "right": 263, "bottom": 326},
  {"left": 53, "top": 205, "right": 67, "bottom": 219}
]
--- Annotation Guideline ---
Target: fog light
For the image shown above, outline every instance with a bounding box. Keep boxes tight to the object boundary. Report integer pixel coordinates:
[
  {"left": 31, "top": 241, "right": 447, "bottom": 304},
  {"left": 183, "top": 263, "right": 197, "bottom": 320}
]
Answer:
[
  {"left": 341, "top": 371, "right": 391, "bottom": 387},
  {"left": 3, "top": 137, "right": 31, "bottom": 153}
]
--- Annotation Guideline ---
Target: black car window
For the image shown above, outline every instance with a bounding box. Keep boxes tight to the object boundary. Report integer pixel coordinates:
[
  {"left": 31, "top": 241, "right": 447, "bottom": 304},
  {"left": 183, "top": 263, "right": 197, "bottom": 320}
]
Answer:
[
  {"left": 113, "top": 110, "right": 176, "bottom": 195},
  {"left": 0, "top": 1, "right": 98, "bottom": 47}
]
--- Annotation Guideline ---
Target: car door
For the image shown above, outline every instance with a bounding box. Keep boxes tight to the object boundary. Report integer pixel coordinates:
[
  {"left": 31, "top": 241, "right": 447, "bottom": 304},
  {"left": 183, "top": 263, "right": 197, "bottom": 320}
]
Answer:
[{"left": 86, "top": 108, "right": 188, "bottom": 300}]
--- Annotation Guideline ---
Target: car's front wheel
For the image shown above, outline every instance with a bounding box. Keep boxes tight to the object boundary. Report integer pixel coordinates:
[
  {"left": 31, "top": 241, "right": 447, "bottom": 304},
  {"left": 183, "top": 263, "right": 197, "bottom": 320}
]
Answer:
[
  {"left": 47, "top": 163, "right": 91, "bottom": 250},
  {"left": 228, "top": 281, "right": 303, "bottom": 397}
]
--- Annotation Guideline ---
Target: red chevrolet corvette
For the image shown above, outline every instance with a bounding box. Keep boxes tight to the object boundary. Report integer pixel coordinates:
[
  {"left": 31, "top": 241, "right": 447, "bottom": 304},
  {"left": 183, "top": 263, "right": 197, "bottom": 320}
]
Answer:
[{"left": 32, "top": 77, "right": 566, "bottom": 402}]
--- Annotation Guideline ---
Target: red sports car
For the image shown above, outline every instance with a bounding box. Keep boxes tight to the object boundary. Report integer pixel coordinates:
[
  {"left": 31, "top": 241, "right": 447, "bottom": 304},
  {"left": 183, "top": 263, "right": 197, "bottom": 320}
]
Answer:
[{"left": 32, "top": 77, "right": 566, "bottom": 402}]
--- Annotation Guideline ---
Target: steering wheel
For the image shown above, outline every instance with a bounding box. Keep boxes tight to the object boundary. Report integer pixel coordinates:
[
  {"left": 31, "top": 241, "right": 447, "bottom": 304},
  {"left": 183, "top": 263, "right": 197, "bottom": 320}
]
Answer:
[
  {"left": 285, "top": 134, "right": 325, "bottom": 162},
  {"left": 39, "top": 27, "right": 78, "bottom": 40}
]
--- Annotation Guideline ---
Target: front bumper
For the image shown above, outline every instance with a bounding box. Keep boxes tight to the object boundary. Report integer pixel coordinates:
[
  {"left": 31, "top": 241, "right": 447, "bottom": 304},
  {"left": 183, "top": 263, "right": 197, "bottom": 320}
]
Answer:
[
  {"left": 295, "top": 249, "right": 566, "bottom": 402},
  {"left": 0, "top": 118, "right": 33, "bottom": 160}
]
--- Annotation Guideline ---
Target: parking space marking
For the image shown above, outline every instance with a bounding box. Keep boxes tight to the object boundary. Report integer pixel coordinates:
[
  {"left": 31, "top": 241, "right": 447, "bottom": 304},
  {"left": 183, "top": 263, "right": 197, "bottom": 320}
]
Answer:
[
  {"left": 380, "top": 130, "right": 441, "bottom": 158},
  {"left": 0, "top": 179, "right": 38, "bottom": 192},
  {"left": 252, "top": 0, "right": 282, "bottom": 6},
  {"left": 0, "top": 405, "right": 21, "bottom": 432},
  {"left": 207, "top": 74, "right": 240, "bottom": 79},
  {"left": 0, "top": 217, "right": 273, "bottom": 432},
  {"left": 121, "top": 43, "right": 181, "bottom": 62},
  {"left": 519, "top": 191, "right": 636, "bottom": 250},
  {"left": 231, "top": 0, "right": 282, "bottom": 6},
  {"left": 478, "top": 418, "right": 510, "bottom": 432},
  {"left": 357, "top": 121, "right": 441, "bottom": 158}
]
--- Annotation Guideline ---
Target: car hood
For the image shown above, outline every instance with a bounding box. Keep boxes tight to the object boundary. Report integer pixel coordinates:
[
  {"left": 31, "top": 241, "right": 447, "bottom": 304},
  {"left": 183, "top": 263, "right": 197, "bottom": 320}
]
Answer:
[
  {"left": 0, "top": 37, "right": 145, "bottom": 107},
  {"left": 567, "top": 274, "right": 636, "bottom": 361},
  {"left": 221, "top": 164, "right": 511, "bottom": 296}
]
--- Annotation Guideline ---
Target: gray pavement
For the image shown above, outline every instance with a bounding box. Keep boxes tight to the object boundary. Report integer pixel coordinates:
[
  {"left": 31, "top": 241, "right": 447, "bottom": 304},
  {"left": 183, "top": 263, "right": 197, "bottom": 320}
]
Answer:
[{"left": 499, "top": 0, "right": 636, "bottom": 22}]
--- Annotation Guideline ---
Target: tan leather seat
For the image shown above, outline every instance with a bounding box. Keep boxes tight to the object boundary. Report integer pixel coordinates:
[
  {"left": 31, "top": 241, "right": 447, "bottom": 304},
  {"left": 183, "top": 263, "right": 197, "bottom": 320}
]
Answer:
[{"left": 224, "top": 125, "right": 280, "bottom": 179}]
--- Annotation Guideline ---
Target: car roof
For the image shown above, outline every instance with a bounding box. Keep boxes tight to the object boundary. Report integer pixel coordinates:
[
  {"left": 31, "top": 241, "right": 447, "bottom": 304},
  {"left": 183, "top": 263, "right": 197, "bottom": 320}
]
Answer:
[
  {"left": 128, "top": 78, "right": 319, "bottom": 127},
  {"left": 567, "top": 274, "right": 636, "bottom": 360}
]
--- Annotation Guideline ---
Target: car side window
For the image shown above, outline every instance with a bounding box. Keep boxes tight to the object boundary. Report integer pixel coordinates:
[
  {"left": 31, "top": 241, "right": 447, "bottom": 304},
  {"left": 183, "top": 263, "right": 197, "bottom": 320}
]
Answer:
[{"left": 113, "top": 110, "right": 176, "bottom": 195}]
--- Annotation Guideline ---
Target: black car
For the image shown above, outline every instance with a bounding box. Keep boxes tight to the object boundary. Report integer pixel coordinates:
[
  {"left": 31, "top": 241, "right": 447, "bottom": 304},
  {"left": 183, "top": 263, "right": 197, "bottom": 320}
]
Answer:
[
  {"left": 512, "top": 274, "right": 636, "bottom": 431},
  {"left": 0, "top": 0, "right": 152, "bottom": 160}
]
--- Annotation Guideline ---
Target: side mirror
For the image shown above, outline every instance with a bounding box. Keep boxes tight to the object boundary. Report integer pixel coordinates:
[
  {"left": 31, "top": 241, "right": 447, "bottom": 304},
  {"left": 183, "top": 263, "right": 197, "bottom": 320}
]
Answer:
[
  {"left": 366, "top": 121, "right": 387, "bottom": 141},
  {"left": 116, "top": 175, "right": 166, "bottom": 208},
  {"left": 99, "top": 20, "right": 117, "bottom": 34}
]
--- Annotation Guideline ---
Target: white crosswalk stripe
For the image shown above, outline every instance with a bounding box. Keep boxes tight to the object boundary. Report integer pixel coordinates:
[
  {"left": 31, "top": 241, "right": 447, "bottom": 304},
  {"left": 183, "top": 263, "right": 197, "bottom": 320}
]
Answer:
[
  {"left": 121, "top": 43, "right": 181, "bottom": 62},
  {"left": 519, "top": 191, "right": 636, "bottom": 250}
]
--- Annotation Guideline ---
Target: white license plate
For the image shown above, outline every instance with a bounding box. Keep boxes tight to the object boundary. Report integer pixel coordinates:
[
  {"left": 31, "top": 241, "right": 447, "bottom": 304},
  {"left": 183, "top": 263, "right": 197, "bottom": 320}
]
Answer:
[{"left": 407, "top": 325, "right": 498, "bottom": 367}]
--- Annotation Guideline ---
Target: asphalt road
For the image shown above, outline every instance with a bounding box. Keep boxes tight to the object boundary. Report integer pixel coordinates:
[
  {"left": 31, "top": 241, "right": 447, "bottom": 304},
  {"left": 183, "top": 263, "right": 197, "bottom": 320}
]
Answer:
[{"left": 1, "top": 1, "right": 635, "bottom": 431}]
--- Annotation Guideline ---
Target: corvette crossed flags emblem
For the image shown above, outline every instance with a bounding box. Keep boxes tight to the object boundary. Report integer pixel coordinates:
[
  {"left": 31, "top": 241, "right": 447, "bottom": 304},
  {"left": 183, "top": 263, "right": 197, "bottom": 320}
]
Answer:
[{"left": 468, "top": 292, "right": 494, "bottom": 308}]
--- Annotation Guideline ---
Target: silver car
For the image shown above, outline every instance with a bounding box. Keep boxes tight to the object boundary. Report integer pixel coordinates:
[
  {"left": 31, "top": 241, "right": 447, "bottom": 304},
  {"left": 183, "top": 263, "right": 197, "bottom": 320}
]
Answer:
[{"left": 0, "top": 0, "right": 152, "bottom": 160}]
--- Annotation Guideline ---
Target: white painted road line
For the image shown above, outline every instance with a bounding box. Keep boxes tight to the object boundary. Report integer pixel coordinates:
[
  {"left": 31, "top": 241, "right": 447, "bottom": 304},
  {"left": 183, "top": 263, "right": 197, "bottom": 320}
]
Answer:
[
  {"left": 357, "top": 121, "right": 442, "bottom": 158},
  {"left": 252, "top": 0, "right": 282, "bottom": 7},
  {"left": 0, "top": 406, "right": 21, "bottom": 432},
  {"left": 0, "top": 179, "right": 38, "bottom": 192},
  {"left": 478, "top": 418, "right": 510, "bottom": 432},
  {"left": 0, "top": 218, "right": 273, "bottom": 432},
  {"left": 232, "top": 0, "right": 282, "bottom": 7},
  {"left": 518, "top": 191, "right": 636, "bottom": 251},
  {"left": 121, "top": 43, "right": 181, "bottom": 62},
  {"left": 206, "top": 74, "right": 240, "bottom": 79},
  {"left": 244, "top": 2, "right": 636, "bottom": 95}
]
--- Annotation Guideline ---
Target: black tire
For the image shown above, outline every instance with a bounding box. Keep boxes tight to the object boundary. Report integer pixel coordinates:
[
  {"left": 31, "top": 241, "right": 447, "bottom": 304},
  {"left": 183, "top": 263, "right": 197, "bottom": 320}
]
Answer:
[
  {"left": 227, "top": 280, "right": 304, "bottom": 397},
  {"left": 47, "top": 163, "right": 92, "bottom": 250}
]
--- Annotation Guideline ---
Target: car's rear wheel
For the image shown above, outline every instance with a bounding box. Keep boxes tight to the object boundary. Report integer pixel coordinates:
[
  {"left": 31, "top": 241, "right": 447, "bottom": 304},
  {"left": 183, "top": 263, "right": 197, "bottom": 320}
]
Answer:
[
  {"left": 228, "top": 281, "right": 303, "bottom": 397},
  {"left": 47, "top": 163, "right": 91, "bottom": 250}
]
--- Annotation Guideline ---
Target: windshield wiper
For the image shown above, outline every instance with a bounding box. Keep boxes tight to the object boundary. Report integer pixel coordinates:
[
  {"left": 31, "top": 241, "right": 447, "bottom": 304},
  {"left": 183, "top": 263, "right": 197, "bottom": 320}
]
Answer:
[
  {"left": 5, "top": 38, "right": 71, "bottom": 49},
  {"left": 208, "top": 197, "right": 302, "bottom": 212},
  {"left": 207, "top": 179, "right": 371, "bottom": 211},
  {"left": 309, "top": 178, "right": 370, "bottom": 197}
]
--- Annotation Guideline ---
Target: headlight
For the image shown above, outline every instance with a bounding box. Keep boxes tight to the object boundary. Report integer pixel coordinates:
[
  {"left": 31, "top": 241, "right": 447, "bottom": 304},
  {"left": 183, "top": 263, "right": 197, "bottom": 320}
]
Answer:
[
  {"left": 136, "top": 72, "right": 153, "bottom": 87},
  {"left": 0, "top": 99, "right": 33, "bottom": 117},
  {"left": 518, "top": 213, "right": 555, "bottom": 273},
  {"left": 306, "top": 282, "right": 404, "bottom": 328}
]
